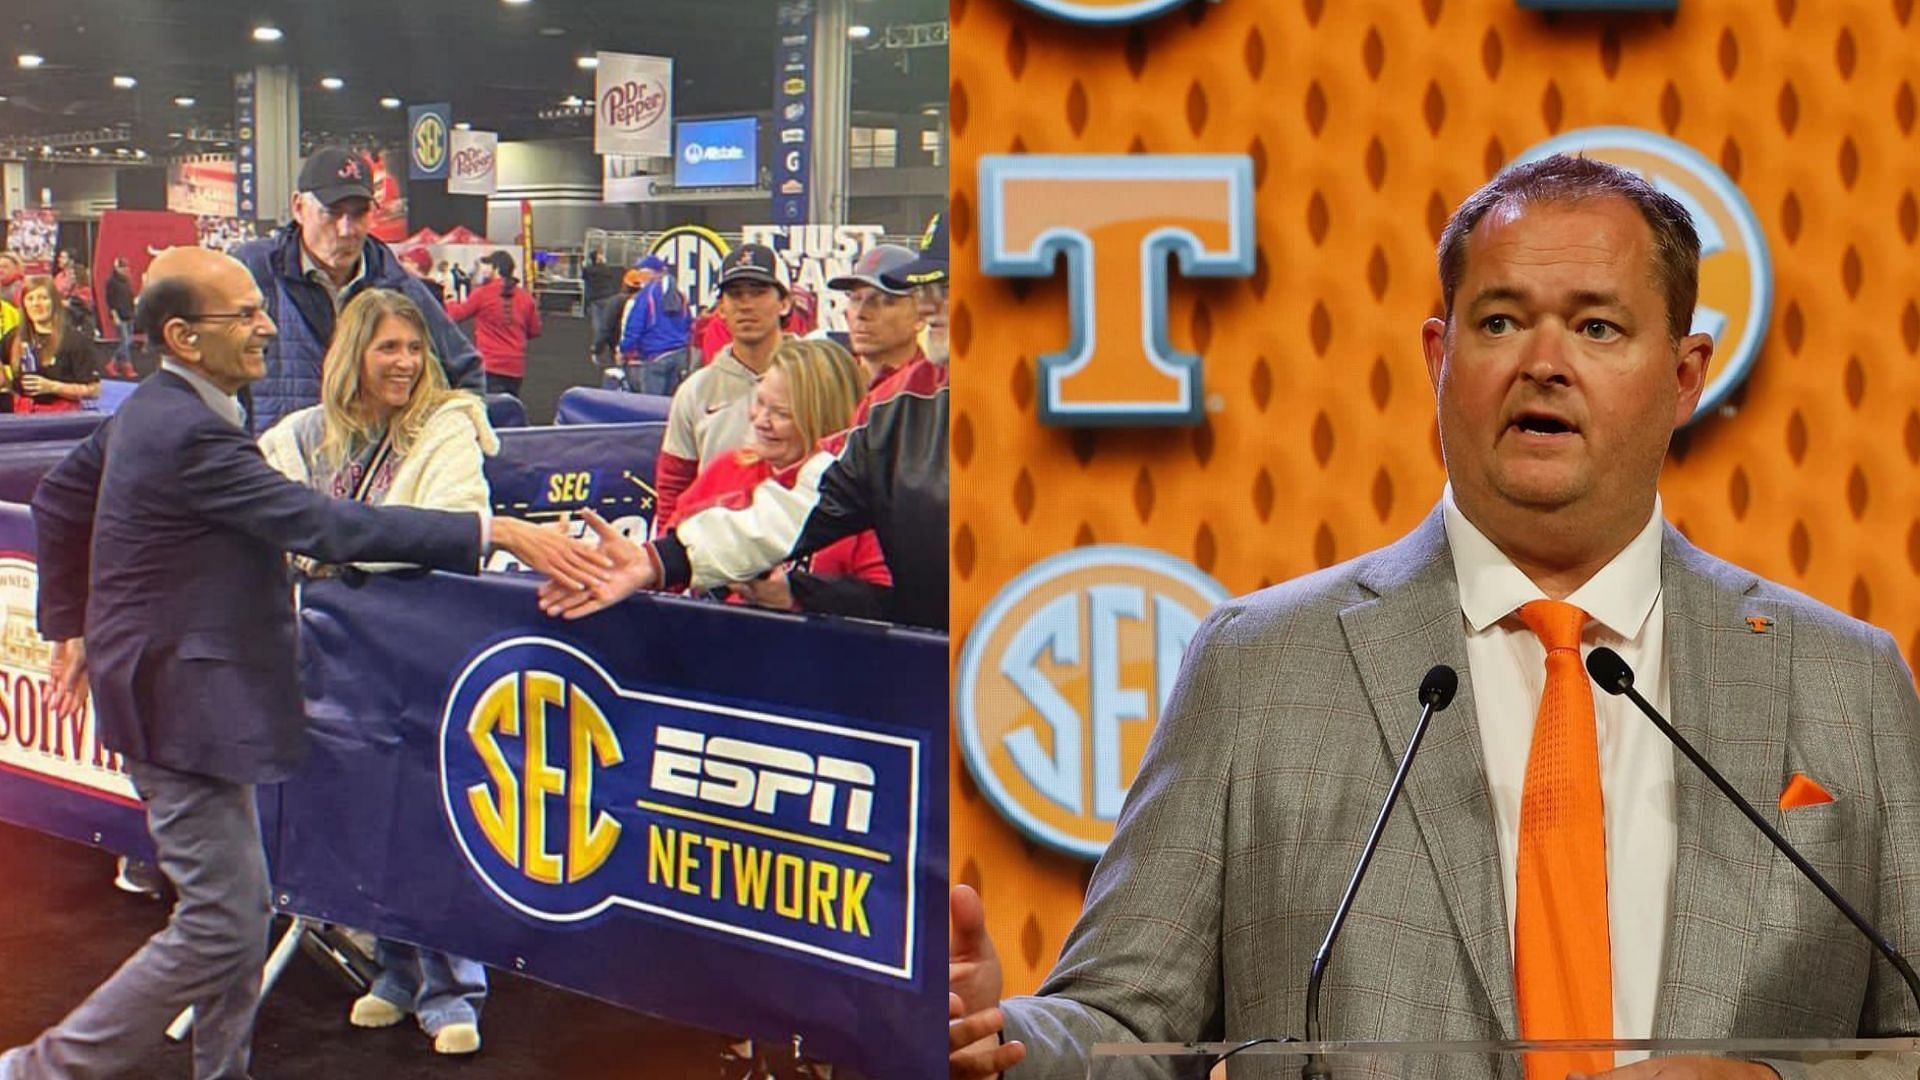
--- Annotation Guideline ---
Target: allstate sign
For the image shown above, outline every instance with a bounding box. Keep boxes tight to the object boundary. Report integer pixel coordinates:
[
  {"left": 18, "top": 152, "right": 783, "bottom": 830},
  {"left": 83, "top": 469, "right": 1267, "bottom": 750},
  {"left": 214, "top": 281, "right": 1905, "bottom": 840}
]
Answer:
[
  {"left": 440, "top": 637, "right": 922, "bottom": 978},
  {"left": 675, "top": 117, "right": 759, "bottom": 189},
  {"left": 1512, "top": 128, "right": 1773, "bottom": 424}
]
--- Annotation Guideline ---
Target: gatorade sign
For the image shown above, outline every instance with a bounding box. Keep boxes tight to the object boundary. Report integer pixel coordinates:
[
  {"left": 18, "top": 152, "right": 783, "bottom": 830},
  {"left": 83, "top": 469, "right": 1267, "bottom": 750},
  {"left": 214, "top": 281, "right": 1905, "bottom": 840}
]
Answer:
[
  {"left": 954, "top": 546, "right": 1229, "bottom": 858},
  {"left": 1512, "top": 128, "right": 1773, "bottom": 423}
]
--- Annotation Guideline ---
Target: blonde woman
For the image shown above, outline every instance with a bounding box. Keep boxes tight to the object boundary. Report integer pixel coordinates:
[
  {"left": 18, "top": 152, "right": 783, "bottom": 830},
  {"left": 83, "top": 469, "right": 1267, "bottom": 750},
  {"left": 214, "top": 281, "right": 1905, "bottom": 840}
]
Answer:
[
  {"left": 259, "top": 288, "right": 491, "bottom": 1055},
  {"left": 669, "top": 338, "right": 891, "bottom": 617}
]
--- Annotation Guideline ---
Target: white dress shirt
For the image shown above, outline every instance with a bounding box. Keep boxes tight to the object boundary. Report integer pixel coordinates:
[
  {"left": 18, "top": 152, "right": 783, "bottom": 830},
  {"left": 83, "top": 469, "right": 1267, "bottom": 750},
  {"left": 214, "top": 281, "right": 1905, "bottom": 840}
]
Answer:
[
  {"left": 160, "top": 359, "right": 245, "bottom": 428},
  {"left": 1441, "top": 487, "right": 1676, "bottom": 1060}
]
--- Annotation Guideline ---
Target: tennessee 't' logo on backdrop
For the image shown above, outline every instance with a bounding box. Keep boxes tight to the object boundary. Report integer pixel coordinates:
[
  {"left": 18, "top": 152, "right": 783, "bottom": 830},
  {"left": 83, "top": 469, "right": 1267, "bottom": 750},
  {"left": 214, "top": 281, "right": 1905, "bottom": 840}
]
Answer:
[
  {"left": 954, "top": 546, "right": 1229, "bottom": 859},
  {"left": 1009, "top": 0, "right": 1197, "bottom": 24},
  {"left": 978, "top": 155, "right": 1255, "bottom": 427},
  {"left": 1513, "top": 128, "right": 1773, "bottom": 424}
]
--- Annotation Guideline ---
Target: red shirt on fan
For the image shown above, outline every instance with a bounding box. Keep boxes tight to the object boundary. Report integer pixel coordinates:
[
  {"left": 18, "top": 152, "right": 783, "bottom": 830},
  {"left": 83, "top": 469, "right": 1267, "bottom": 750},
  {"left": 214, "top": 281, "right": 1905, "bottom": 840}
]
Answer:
[{"left": 668, "top": 450, "right": 891, "bottom": 598}]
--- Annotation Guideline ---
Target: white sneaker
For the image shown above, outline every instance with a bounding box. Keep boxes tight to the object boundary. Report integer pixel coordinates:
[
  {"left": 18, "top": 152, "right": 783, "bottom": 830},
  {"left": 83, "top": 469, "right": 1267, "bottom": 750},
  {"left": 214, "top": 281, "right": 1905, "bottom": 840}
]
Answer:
[
  {"left": 432, "top": 1022, "right": 481, "bottom": 1055},
  {"left": 348, "top": 994, "right": 405, "bottom": 1028},
  {"left": 112, "top": 857, "right": 163, "bottom": 897}
]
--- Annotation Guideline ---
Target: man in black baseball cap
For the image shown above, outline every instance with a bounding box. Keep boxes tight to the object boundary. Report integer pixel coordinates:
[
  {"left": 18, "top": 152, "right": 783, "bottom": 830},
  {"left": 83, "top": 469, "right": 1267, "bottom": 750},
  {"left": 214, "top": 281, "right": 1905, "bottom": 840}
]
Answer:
[
  {"left": 884, "top": 213, "right": 949, "bottom": 365},
  {"left": 653, "top": 242, "right": 794, "bottom": 524},
  {"left": 229, "top": 145, "right": 480, "bottom": 431}
]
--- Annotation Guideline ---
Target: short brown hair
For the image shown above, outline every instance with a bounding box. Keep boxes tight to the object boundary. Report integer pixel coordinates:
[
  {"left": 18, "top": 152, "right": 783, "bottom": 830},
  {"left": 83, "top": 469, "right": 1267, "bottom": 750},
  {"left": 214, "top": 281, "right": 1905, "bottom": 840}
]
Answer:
[{"left": 1437, "top": 154, "right": 1701, "bottom": 344}]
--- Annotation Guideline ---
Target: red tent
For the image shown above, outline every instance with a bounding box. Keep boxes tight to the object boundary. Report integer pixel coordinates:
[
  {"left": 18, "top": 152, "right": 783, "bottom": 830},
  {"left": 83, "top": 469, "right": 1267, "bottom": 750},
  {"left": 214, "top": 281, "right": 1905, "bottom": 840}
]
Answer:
[
  {"left": 398, "top": 226, "right": 441, "bottom": 248},
  {"left": 439, "top": 225, "right": 486, "bottom": 245}
]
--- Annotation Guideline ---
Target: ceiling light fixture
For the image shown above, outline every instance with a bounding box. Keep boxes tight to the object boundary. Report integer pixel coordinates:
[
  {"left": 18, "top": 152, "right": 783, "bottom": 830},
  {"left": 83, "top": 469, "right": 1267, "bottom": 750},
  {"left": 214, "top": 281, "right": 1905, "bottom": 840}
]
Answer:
[
  {"left": 174, "top": 95, "right": 196, "bottom": 107},
  {"left": 134, "top": 149, "right": 148, "bottom": 159},
  {"left": 503, "top": 0, "right": 532, "bottom": 6},
  {"left": 380, "top": 96, "right": 401, "bottom": 109},
  {"left": 848, "top": 25, "right": 872, "bottom": 39},
  {"left": 320, "top": 76, "right": 344, "bottom": 90},
  {"left": 113, "top": 75, "right": 137, "bottom": 88},
  {"left": 576, "top": 55, "right": 598, "bottom": 69},
  {"left": 560, "top": 95, "right": 582, "bottom": 108},
  {"left": 538, "top": 26, "right": 566, "bottom": 36},
  {"left": 455, "top": 121, "right": 472, "bottom": 130},
  {"left": 18, "top": 54, "right": 44, "bottom": 68},
  {"left": 252, "top": 26, "right": 283, "bottom": 42}
]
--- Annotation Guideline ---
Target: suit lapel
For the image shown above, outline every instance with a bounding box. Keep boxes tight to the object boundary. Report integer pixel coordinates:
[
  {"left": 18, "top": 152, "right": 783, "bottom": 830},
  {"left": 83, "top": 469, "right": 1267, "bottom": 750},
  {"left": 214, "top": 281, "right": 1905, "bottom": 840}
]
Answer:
[
  {"left": 1653, "top": 527, "right": 1790, "bottom": 1035},
  {"left": 1338, "top": 509, "right": 1520, "bottom": 1037}
]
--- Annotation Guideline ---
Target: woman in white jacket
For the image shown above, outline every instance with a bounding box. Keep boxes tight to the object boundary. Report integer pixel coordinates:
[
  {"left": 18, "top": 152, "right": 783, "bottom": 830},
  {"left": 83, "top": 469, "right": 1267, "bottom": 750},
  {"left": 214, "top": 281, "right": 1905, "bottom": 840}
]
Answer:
[{"left": 260, "top": 287, "right": 493, "bottom": 1056}]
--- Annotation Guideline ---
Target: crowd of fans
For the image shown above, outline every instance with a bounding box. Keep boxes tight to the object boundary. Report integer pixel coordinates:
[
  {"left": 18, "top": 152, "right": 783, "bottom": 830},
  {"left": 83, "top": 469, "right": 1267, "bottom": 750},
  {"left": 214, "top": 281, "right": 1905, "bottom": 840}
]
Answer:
[{"left": 0, "top": 144, "right": 949, "bottom": 1074}]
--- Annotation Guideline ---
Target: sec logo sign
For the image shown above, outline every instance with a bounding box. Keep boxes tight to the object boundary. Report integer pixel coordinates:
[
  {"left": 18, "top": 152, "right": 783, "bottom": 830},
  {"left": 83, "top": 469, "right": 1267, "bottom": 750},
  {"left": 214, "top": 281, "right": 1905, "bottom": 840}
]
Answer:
[
  {"left": 1512, "top": 128, "right": 1772, "bottom": 424},
  {"left": 411, "top": 112, "right": 447, "bottom": 174},
  {"left": 955, "top": 546, "right": 1229, "bottom": 859}
]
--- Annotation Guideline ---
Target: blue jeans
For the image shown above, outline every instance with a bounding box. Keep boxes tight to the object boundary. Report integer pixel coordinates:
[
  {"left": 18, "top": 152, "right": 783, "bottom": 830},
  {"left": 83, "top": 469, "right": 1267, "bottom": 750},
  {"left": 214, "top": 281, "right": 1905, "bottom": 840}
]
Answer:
[
  {"left": 113, "top": 315, "right": 135, "bottom": 367},
  {"left": 368, "top": 941, "right": 488, "bottom": 1035},
  {"left": 628, "top": 347, "right": 689, "bottom": 396}
]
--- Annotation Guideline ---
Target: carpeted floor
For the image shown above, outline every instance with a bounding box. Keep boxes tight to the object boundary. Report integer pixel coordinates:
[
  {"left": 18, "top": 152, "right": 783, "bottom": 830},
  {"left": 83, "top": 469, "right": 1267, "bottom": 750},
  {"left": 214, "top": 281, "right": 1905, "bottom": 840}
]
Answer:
[{"left": 0, "top": 820, "right": 766, "bottom": 1079}]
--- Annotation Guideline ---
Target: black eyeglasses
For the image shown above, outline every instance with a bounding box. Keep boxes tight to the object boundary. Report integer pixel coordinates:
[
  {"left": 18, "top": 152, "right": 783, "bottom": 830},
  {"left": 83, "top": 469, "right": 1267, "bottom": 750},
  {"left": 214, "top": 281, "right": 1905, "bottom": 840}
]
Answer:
[{"left": 180, "top": 307, "right": 267, "bottom": 324}]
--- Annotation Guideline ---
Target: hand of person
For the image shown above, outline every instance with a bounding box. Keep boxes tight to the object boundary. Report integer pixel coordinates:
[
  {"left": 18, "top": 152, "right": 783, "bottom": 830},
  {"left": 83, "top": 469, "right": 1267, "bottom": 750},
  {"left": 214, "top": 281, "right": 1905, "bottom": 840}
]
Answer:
[
  {"left": 491, "top": 515, "right": 613, "bottom": 592},
  {"left": 1571, "top": 1058, "right": 1779, "bottom": 1080},
  {"left": 950, "top": 884, "right": 1025, "bottom": 1078},
  {"left": 537, "top": 509, "right": 658, "bottom": 620},
  {"left": 729, "top": 566, "right": 797, "bottom": 611},
  {"left": 49, "top": 638, "right": 89, "bottom": 724},
  {"left": 19, "top": 374, "right": 50, "bottom": 396}
]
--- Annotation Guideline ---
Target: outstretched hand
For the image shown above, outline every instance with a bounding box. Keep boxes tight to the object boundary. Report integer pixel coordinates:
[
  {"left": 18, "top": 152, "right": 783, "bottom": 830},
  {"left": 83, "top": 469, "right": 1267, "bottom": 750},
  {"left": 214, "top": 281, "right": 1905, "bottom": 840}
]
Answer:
[
  {"left": 537, "top": 509, "right": 659, "bottom": 620},
  {"left": 951, "top": 884, "right": 1025, "bottom": 1078},
  {"left": 491, "top": 515, "right": 613, "bottom": 592}
]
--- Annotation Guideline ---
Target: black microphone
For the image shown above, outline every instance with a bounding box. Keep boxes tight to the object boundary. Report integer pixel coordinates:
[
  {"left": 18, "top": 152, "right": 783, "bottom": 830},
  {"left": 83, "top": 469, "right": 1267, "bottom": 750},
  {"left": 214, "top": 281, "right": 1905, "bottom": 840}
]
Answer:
[
  {"left": 1586, "top": 646, "right": 1920, "bottom": 1020},
  {"left": 1299, "top": 664, "right": 1460, "bottom": 1080}
]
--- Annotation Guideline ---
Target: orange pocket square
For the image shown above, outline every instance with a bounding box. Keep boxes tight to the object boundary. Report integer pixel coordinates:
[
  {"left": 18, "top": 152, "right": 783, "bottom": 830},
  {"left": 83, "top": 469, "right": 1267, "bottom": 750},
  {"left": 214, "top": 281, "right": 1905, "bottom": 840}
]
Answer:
[{"left": 1780, "top": 772, "right": 1835, "bottom": 810}]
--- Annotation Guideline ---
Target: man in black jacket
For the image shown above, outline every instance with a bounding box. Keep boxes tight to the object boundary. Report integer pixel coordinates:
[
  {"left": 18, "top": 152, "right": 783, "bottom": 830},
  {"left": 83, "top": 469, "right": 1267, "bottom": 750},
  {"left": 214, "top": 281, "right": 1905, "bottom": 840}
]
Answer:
[{"left": 104, "top": 257, "right": 137, "bottom": 377}]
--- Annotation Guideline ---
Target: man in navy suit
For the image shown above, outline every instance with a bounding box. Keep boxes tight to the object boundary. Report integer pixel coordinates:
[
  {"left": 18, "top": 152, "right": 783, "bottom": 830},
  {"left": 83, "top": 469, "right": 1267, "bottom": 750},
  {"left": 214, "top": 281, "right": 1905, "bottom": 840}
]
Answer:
[{"left": 0, "top": 247, "right": 607, "bottom": 1080}]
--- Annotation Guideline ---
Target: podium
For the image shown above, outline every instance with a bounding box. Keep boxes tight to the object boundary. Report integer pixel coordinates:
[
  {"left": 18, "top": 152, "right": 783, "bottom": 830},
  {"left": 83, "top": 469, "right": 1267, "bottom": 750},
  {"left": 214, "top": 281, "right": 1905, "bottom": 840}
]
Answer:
[{"left": 1089, "top": 1038, "right": 1920, "bottom": 1079}]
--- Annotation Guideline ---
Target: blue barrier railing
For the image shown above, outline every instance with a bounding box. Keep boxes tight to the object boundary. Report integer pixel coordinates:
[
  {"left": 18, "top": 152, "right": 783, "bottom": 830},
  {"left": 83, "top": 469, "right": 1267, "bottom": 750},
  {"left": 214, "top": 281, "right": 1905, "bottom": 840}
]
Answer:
[{"left": 0, "top": 499, "right": 945, "bottom": 1077}]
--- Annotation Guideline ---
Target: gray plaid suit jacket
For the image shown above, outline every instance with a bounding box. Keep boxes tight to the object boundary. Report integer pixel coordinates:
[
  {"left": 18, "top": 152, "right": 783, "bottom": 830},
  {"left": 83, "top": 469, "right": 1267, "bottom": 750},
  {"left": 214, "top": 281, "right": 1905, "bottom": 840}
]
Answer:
[{"left": 1001, "top": 509, "right": 1920, "bottom": 1079}]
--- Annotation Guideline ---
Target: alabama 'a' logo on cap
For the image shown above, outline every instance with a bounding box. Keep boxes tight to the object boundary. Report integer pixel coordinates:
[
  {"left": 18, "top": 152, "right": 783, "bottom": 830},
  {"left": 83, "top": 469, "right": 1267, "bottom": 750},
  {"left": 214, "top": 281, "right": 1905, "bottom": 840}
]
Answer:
[
  {"left": 1512, "top": 128, "right": 1772, "bottom": 425},
  {"left": 339, "top": 157, "right": 364, "bottom": 181}
]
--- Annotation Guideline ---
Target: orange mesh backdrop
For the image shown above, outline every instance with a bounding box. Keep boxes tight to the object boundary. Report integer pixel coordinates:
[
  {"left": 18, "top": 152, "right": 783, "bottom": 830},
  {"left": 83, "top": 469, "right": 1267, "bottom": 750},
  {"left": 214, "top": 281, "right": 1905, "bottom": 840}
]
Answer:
[{"left": 950, "top": 0, "right": 1920, "bottom": 996}]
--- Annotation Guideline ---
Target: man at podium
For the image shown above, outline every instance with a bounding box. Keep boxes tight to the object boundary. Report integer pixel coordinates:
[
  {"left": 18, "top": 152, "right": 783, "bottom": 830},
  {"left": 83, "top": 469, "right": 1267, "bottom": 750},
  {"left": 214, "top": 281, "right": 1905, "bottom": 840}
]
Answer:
[{"left": 949, "top": 155, "right": 1920, "bottom": 1080}]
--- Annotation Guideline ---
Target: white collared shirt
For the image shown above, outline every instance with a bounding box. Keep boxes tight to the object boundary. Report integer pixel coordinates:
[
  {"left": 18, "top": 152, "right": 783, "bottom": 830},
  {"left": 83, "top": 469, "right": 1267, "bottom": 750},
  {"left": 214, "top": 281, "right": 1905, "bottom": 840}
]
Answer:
[
  {"left": 160, "top": 359, "right": 244, "bottom": 428},
  {"left": 1442, "top": 487, "right": 1676, "bottom": 1059}
]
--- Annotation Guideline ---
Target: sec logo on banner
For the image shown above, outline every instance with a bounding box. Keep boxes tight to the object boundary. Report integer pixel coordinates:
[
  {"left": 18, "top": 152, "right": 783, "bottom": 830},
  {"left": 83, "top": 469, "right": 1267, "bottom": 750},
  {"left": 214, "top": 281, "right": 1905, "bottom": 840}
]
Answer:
[
  {"left": 411, "top": 112, "right": 446, "bottom": 174},
  {"left": 1512, "top": 128, "right": 1773, "bottom": 423},
  {"left": 441, "top": 637, "right": 922, "bottom": 978},
  {"left": 1009, "top": 0, "right": 1194, "bottom": 24},
  {"left": 955, "top": 547, "right": 1230, "bottom": 859}
]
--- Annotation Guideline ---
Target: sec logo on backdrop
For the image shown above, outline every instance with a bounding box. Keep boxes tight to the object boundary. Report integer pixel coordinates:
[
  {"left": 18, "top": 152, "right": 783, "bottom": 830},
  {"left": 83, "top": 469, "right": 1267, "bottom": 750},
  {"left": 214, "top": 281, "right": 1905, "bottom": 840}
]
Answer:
[
  {"left": 1010, "top": 0, "right": 1194, "bottom": 24},
  {"left": 1512, "top": 128, "right": 1772, "bottom": 423},
  {"left": 955, "top": 546, "right": 1230, "bottom": 859}
]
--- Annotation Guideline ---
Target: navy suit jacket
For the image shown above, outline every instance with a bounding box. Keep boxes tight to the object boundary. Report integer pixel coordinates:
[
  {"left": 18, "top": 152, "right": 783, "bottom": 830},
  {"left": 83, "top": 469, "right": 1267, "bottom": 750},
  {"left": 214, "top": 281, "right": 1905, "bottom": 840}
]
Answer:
[{"left": 31, "top": 370, "right": 483, "bottom": 784}]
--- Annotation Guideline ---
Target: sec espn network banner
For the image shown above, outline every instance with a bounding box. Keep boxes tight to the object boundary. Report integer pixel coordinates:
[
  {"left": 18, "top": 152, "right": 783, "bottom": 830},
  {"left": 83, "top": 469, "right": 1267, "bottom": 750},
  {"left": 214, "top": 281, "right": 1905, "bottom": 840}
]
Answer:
[
  {"left": 0, "top": 495, "right": 946, "bottom": 1077},
  {"left": 279, "top": 574, "right": 946, "bottom": 1078},
  {"left": 595, "top": 51, "right": 673, "bottom": 159}
]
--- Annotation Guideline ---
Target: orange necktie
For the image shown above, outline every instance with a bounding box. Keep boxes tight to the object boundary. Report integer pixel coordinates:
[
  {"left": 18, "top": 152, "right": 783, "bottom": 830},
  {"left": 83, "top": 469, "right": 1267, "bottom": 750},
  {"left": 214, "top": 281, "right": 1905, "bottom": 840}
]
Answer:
[{"left": 1514, "top": 600, "right": 1613, "bottom": 1080}]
